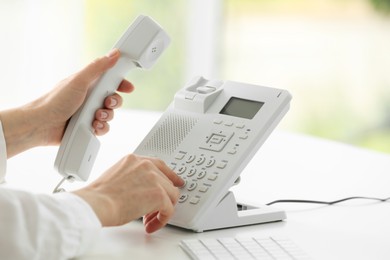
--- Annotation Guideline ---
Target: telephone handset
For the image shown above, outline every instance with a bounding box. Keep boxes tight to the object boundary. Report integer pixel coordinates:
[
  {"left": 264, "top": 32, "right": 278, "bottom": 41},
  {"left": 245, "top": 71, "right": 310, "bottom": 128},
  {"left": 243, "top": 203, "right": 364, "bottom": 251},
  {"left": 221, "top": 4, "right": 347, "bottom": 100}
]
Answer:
[
  {"left": 54, "top": 15, "right": 170, "bottom": 182},
  {"left": 134, "top": 76, "right": 292, "bottom": 232}
]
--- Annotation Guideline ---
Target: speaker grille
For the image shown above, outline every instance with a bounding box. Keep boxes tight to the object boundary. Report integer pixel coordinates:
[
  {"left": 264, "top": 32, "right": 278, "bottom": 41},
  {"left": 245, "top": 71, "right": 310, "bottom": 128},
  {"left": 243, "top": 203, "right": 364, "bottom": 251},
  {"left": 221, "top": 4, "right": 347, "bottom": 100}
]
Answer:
[{"left": 143, "top": 113, "right": 198, "bottom": 155}]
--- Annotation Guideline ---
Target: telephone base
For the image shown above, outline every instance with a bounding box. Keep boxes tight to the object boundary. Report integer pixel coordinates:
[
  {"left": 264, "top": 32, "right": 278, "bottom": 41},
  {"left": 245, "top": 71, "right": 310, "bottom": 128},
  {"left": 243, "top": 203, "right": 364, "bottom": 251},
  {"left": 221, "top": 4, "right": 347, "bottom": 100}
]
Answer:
[
  {"left": 187, "top": 191, "right": 286, "bottom": 233},
  {"left": 169, "top": 191, "right": 287, "bottom": 233}
]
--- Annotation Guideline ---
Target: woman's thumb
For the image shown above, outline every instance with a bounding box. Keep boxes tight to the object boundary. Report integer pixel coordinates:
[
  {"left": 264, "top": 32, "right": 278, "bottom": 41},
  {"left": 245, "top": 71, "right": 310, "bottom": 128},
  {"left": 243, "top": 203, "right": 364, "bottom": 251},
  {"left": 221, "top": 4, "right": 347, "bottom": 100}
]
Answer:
[{"left": 78, "top": 49, "right": 120, "bottom": 85}]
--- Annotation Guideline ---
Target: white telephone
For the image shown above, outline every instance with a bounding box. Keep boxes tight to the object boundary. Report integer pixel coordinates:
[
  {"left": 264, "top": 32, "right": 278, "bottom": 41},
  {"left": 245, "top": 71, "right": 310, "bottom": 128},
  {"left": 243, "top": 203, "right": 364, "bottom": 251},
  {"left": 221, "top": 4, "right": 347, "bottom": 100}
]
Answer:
[
  {"left": 134, "top": 76, "right": 292, "bottom": 232},
  {"left": 54, "top": 15, "right": 170, "bottom": 182}
]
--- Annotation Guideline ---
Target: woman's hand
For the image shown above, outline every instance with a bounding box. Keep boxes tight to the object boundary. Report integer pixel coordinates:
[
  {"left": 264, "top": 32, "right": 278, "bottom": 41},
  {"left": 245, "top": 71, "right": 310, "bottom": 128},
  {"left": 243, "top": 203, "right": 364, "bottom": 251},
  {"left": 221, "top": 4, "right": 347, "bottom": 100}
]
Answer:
[
  {"left": 73, "top": 154, "right": 185, "bottom": 233},
  {"left": 36, "top": 48, "right": 134, "bottom": 145},
  {"left": 0, "top": 49, "right": 134, "bottom": 157}
]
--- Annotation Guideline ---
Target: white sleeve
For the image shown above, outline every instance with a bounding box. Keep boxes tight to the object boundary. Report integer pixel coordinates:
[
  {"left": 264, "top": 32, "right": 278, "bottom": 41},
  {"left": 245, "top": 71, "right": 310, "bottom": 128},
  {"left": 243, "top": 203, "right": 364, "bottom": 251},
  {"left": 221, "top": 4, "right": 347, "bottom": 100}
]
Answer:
[
  {"left": 0, "top": 188, "right": 102, "bottom": 260},
  {"left": 0, "top": 120, "right": 6, "bottom": 183}
]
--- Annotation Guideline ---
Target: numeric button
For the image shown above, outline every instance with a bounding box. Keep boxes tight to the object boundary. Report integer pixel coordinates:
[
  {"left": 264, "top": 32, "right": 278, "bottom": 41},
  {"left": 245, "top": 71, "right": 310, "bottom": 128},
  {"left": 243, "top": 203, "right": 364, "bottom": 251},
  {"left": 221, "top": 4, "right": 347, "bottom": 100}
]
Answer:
[
  {"left": 195, "top": 156, "right": 206, "bottom": 165},
  {"left": 187, "top": 168, "right": 197, "bottom": 177},
  {"left": 177, "top": 166, "right": 187, "bottom": 175},
  {"left": 205, "top": 158, "right": 216, "bottom": 168},
  {"left": 196, "top": 170, "right": 207, "bottom": 179},
  {"left": 186, "top": 155, "right": 196, "bottom": 163},
  {"left": 178, "top": 194, "right": 189, "bottom": 203},
  {"left": 187, "top": 182, "right": 197, "bottom": 191}
]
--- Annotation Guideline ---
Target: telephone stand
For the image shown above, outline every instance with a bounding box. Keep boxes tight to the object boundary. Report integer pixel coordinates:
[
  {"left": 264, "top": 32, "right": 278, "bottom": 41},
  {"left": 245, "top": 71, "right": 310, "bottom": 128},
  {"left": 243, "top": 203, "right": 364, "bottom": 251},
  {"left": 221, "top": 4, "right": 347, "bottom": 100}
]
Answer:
[{"left": 191, "top": 191, "right": 286, "bottom": 233}]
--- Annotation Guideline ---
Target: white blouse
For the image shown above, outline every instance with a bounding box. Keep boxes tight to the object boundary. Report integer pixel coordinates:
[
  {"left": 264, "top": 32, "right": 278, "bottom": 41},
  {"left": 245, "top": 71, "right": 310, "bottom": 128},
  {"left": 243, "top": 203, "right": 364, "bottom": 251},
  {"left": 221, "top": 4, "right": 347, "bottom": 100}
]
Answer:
[
  {"left": 0, "top": 120, "right": 101, "bottom": 260},
  {"left": 0, "top": 120, "right": 6, "bottom": 183}
]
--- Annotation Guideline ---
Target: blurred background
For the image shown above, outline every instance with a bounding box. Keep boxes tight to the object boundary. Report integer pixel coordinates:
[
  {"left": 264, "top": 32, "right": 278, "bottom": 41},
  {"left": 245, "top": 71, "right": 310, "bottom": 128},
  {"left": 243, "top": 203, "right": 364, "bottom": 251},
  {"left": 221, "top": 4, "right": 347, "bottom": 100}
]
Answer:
[{"left": 0, "top": 0, "right": 389, "bottom": 153}]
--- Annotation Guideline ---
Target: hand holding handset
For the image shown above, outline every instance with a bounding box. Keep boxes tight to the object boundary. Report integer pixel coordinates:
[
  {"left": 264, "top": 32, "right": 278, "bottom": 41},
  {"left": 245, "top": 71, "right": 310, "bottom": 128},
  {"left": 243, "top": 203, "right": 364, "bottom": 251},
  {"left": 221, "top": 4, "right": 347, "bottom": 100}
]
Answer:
[{"left": 54, "top": 15, "right": 170, "bottom": 181}]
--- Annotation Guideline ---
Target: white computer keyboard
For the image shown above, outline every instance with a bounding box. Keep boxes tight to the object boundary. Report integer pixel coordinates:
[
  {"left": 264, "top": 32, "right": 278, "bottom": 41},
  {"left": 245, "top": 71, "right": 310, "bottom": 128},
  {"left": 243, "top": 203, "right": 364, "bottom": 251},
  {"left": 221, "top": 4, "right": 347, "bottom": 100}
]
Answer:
[{"left": 180, "top": 236, "right": 311, "bottom": 260}]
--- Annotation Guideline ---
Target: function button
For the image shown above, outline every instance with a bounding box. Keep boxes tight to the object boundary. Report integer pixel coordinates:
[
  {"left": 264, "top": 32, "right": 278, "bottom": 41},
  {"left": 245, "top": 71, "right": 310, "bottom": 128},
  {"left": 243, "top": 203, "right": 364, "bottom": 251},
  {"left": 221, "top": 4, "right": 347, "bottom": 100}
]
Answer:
[
  {"left": 196, "top": 170, "right": 207, "bottom": 179},
  {"left": 224, "top": 122, "right": 234, "bottom": 127},
  {"left": 189, "top": 197, "right": 200, "bottom": 205},
  {"left": 186, "top": 155, "right": 196, "bottom": 163},
  {"left": 210, "top": 135, "right": 224, "bottom": 144},
  {"left": 235, "top": 123, "right": 245, "bottom": 129},
  {"left": 175, "top": 151, "right": 186, "bottom": 160},
  {"left": 216, "top": 161, "right": 227, "bottom": 169},
  {"left": 227, "top": 149, "right": 237, "bottom": 155},
  {"left": 205, "top": 158, "right": 216, "bottom": 168},
  {"left": 200, "top": 130, "right": 234, "bottom": 152},
  {"left": 187, "top": 182, "right": 198, "bottom": 191},
  {"left": 177, "top": 166, "right": 187, "bottom": 175},
  {"left": 195, "top": 156, "right": 206, "bottom": 165},
  {"left": 187, "top": 168, "right": 197, "bottom": 177},
  {"left": 213, "top": 119, "right": 223, "bottom": 124},
  {"left": 199, "top": 185, "right": 209, "bottom": 193},
  {"left": 239, "top": 134, "right": 248, "bottom": 140},
  {"left": 197, "top": 86, "right": 216, "bottom": 94},
  {"left": 207, "top": 173, "right": 218, "bottom": 181},
  {"left": 178, "top": 194, "right": 189, "bottom": 203}
]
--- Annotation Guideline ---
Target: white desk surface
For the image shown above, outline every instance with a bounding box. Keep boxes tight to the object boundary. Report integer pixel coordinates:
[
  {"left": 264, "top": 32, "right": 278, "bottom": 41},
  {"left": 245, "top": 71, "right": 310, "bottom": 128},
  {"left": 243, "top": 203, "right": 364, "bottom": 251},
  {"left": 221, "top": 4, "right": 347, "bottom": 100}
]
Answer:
[{"left": 5, "top": 110, "right": 390, "bottom": 260}]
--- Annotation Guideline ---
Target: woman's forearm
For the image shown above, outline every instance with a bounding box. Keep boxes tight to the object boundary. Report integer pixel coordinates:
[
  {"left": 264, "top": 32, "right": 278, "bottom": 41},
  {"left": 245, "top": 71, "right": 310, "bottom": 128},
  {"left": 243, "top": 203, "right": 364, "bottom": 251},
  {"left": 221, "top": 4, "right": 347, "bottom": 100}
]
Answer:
[{"left": 0, "top": 104, "right": 44, "bottom": 158}]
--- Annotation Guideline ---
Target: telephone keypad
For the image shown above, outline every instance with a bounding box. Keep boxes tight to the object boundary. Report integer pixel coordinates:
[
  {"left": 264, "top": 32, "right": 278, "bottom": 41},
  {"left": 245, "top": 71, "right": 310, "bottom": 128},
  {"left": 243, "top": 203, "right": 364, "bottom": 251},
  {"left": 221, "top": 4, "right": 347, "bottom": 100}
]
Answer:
[
  {"left": 174, "top": 121, "right": 252, "bottom": 206},
  {"left": 173, "top": 152, "right": 224, "bottom": 205}
]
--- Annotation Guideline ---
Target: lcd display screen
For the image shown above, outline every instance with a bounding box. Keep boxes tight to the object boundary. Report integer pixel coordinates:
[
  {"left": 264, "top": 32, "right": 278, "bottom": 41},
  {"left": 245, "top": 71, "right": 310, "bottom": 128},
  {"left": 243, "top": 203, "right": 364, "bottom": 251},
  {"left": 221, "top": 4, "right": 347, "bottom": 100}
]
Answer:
[{"left": 219, "top": 97, "right": 264, "bottom": 119}]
